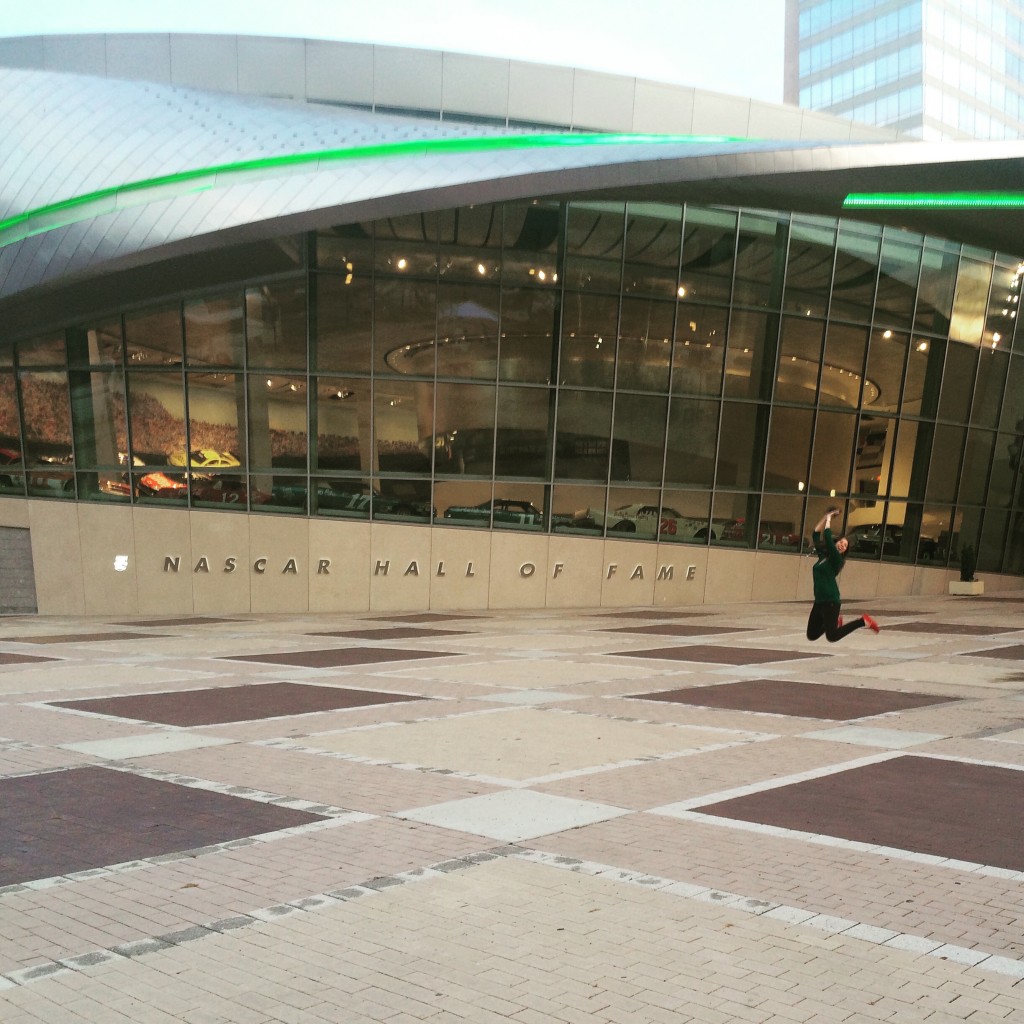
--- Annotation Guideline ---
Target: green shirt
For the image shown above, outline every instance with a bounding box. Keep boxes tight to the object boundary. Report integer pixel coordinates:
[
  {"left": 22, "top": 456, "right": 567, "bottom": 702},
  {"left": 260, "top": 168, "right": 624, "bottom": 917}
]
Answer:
[{"left": 811, "top": 528, "right": 844, "bottom": 603}]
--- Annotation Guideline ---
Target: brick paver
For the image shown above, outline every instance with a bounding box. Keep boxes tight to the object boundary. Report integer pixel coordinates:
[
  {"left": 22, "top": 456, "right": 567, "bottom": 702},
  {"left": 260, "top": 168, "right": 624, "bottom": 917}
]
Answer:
[{"left": 2, "top": 595, "right": 1023, "bottom": 1020}]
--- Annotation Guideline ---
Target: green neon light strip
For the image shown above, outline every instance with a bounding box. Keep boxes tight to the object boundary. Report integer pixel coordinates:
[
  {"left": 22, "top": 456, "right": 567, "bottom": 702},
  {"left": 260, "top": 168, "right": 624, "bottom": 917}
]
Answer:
[
  {"left": 844, "top": 192, "right": 1024, "bottom": 208},
  {"left": 0, "top": 131, "right": 745, "bottom": 249}
]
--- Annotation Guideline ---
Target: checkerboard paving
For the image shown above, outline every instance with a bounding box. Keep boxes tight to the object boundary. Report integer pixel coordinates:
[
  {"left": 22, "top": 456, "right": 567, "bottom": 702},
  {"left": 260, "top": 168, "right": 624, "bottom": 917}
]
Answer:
[{"left": 3, "top": 594, "right": 1024, "bottom": 1021}]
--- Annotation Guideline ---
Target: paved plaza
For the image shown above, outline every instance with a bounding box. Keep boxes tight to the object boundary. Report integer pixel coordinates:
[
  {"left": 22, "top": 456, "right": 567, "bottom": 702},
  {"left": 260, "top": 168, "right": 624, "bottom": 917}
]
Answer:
[{"left": 2, "top": 595, "right": 1024, "bottom": 1023}]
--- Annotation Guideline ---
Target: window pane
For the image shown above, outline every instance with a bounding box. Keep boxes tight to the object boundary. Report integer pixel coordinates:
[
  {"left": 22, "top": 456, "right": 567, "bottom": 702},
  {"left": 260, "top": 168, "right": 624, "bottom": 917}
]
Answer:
[
  {"left": 604, "top": 486, "right": 667, "bottom": 539},
  {"left": 67, "top": 321, "right": 123, "bottom": 367},
  {"left": 926, "top": 424, "right": 965, "bottom": 503},
  {"left": 937, "top": 339, "right": 978, "bottom": 423},
  {"left": 623, "top": 202, "right": 682, "bottom": 301},
  {"left": 551, "top": 483, "right": 606, "bottom": 535},
  {"left": 680, "top": 206, "right": 736, "bottom": 305},
  {"left": 777, "top": 316, "right": 823, "bottom": 405},
  {"left": 671, "top": 304, "right": 727, "bottom": 396},
  {"left": 373, "top": 478, "right": 433, "bottom": 521},
  {"left": 315, "top": 272, "right": 372, "bottom": 374},
  {"left": 809, "top": 409, "right": 856, "bottom": 497},
  {"left": 716, "top": 402, "right": 767, "bottom": 490},
  {"left": 374, "top": 278, "right": 437, "bottom": 375},
  {"left": 554, "top": 390, "right": 613, "bottom": 481},
  {"left": 822, "top": 323, "right": 869, "bottom": 408},
  {"left": 611, "top": 393, "right": 667, "bottom": 484},
  {"left": 733, "top": 210, "right": 785, "bottom": 309},
  {"left": 0, "top": 372, "right": 23, "bottom": 493},
  {"left": 875, "top": 229, "right": 921, "bottom": 329},
  {"left": 854, "top": 416, "right": 894, "bottom": 502},
  {"left": 491, "top": 482, "right": 547, "bottom": 531},
  {"left": 495, "top": 385, "right": 552, "bottom": 478},
  {"left": 125, "top": 307, "right": 181, "bottom": 367},
  {"left": 186, "top": 373, "right": 245, "bottom": 468},
  {"left": 658, "top": 487, "right": 714, "bottom": 543},
  {"left": 17, "top": 334, "right": 66, "bottom": 367},
  {"left": 497, "top": 286, "right": 556, "bottom": 383},
  {"left": 950, "top": 258, "right": 991, "bottom": 346},
  {"left": 437, "top": 480, "right": 496, "bottom": 529},
  {"left": 246, "top": 281, "right": 307, "bottom": 371},
  {"left": 616, "top": 298, "right": 672, "bottom": 392},
  {"left": 958, "top": 428, "right": 994, "bottom": 505},
  {"left": 435, "top": 282, "right": 500, "bottom": 382},
  {"left": 184, "top": 294, "right": 244, "bottom": 368},
  {"left": 724, "top": 310, "right": 775, "bottom": 400},
  {"left": 69, "top": 370, "right": 126, "bottom": 494},
  {"left": 434, "top": 382, "right": 495, "bottom": 476},
  {"left": 248, "top": 373, "right": 305, "bottom": 472},
  {"left": 830, "top": 220, "right": 881, "bottom": 323},
  {"left": 559, "top": 293, "right": 618, "bottom": 388},
  {"left": 756, "top": 494, "right": 805, "bottom": 550},
  {"left": 126, "top": 371, "right": 185, "bottom": 466},
  {"left": 889, "top": 419, "right": 920, "bottom": 499},
  {"left": 971, "top": 347, "right": 1008, "bottom": 427},
  {"left": 564, "top": 201, "right": 623, "bottom": 293},
  {"left": 22, "top": 370, "right": 74, "bottom": 496},
  {"left": 913, "top": 241, "right": 958, "bottom": 336},
  {"left": 314, "top": 378, "right": 367, "bottom": 472},
  {"left": 978, "top": 508, "right": 1009, "bottom": 572},
  {"left": 375, "top": 380, "right": 432, "bottom": 476},
  {"left": 664, "top": 396, "right": 718, "bottom": 487},
  {"left": 764, "top": 407, "right": 813, "bottom": 492},
  {"left": 986, "top": 259, "right": 1020, "bottom": 353},
  {"left": 784, "top": 216, "right": 836, "bottom": 318},
  {"left": 865, "top": 330, "right": 907, "bottom": 413},
  {"left": 311, "top": 477, "right": 373, "bottom": 519}
]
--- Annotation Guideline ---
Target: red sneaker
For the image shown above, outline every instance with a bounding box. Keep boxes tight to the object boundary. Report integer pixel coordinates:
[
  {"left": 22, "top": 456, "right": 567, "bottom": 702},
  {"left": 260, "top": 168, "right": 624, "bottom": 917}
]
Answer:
[
  {"left": 862, "top": 614, "right": 880, "bottom": 633},
  {"left": 837, "top": 615, "right": 844, "bottom": 627}
]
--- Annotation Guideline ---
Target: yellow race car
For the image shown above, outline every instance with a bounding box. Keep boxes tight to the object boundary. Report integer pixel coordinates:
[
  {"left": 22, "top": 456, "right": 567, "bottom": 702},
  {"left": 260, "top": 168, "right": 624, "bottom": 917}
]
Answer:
[{"left": 168, "top": 448, "right": 241, "bottom": 469}]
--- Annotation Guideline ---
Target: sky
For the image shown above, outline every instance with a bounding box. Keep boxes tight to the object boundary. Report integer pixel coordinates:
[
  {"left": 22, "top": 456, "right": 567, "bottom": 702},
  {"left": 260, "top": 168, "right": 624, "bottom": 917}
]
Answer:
[{"left": 0, "top": 0, "right": 787, "bottom": 102}]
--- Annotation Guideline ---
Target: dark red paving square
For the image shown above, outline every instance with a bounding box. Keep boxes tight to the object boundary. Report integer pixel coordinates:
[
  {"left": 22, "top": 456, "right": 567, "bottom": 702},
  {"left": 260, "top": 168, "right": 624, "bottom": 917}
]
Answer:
[
  {"left": 599, "top": 624, "right": 754, "bottom": 637},
  {"left": 369, "top": 613, "right": 481, "bottom": 623},
  {"left": 960, "top": 645, "right": 1024, "bottom": 659},
  {"left": 112, "top": 617, "right": 242, "bottom": 627},
  {"left": 696, "top": 755, "right": 1024, "bottom": 871},
  {"left": 308, "top": 627, "right": 470, "bottom": 640},
  {"left": 632, "top": 679, "right": 957, "bottom": 720},
  {"left": 50, "top": 681, "right": 426, "bottom": 726},
  {"left": 885, "top": 622, "right": 1019, "bottom": 635},
  {"left": 0, "top": 766, "right": 324, "bottom": 886},
  {"left": 0, "top": 652, "right": 61, "bottom": 665},
  {"left": 6, "top": 632, "right": 161, "bottom": 644},
  {"left": 221, "top": 647, "right": 463, "bottom": 667},
  {"left": 608, "top": 644, "right": 822, "bottom": 665}
]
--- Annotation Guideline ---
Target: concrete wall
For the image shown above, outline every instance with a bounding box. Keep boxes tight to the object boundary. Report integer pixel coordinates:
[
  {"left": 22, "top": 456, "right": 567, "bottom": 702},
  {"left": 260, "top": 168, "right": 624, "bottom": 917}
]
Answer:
[
  {"left": 0, "top": 33, "right": 900, "bottom": 143},
  {"left": 0, "top": 497, "right": 1005, "bottom": 616}
]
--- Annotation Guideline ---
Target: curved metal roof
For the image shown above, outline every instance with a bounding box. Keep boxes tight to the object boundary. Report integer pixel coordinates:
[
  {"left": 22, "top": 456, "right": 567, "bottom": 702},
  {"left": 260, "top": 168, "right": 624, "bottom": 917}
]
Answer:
[{"left": 4, "top": 67, "right": 1024, "bottom": 315}]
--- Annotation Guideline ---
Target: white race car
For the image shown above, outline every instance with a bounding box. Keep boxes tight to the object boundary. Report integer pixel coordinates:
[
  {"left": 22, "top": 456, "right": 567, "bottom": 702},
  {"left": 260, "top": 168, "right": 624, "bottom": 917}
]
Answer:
[{"left": 577, "top": 503, "right": 715, "bottom": 539}]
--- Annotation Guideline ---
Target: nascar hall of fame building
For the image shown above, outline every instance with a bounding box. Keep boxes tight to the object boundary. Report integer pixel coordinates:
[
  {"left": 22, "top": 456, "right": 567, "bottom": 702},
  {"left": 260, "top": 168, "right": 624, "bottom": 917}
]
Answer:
[{"left": 1, "top": 32, "right": 1024, "bottom": 616}]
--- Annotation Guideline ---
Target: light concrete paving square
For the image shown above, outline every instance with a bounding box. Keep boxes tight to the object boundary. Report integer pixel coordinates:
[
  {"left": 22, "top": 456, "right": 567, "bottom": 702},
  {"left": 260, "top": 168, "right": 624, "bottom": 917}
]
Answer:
[
  {"left": 394, "top": 789, "right": 630, "bottom": 840},
  {"left": 799, "top": 725, "right": 947, "bottom": 748},
  {"left": 303, "top": 707, "right": 752, "bottom": 780},
  {"left": 389, "top": 657, "right": 678, "bottom": 686},
  {"left": 59, "top": 732, "right": 235, "bottom": 759}
]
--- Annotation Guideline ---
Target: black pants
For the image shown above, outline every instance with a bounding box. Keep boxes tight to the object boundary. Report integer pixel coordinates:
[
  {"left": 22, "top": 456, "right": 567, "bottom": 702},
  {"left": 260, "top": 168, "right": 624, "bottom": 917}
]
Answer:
[{"left": 806, "top": 601, "right": 863, "bottom": 643}]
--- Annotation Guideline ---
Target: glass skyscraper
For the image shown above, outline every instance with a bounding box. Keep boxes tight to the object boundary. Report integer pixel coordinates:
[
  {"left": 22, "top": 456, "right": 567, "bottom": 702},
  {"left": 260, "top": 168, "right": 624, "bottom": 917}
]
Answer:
[{"left": 786, "top": 0, "right": 1024, "bottom": 139}]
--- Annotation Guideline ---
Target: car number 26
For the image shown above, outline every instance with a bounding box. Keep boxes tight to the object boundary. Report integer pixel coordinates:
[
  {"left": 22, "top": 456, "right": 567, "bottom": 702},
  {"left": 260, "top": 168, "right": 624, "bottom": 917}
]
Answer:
[{"left": 659, "top": 517, "right": 677, "bottom": 535}]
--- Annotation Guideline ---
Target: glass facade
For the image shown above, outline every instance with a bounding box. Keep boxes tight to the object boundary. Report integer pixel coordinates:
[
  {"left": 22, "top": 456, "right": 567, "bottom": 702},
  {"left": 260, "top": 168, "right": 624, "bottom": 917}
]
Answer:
[
  {"left": 2, "top": 198, "right": 1024, "bottom": 575},
  {"left": 791, "top": 0, "right": 1024, "bottom": 141}
]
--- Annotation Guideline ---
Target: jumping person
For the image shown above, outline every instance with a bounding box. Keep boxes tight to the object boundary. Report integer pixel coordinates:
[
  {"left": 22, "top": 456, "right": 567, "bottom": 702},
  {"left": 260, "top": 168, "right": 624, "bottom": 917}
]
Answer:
[{"left": 806, "top": 507, "right": 880, "bottom": 642}]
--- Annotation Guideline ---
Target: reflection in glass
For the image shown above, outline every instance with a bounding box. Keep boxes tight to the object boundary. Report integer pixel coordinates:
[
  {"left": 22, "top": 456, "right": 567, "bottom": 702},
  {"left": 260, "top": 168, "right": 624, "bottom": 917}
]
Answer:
[
  {"left": 605, "top": 486, "right": 665, "bottom": 539},
  {"left": 611, "top": 393, "right": 667, "bottom": 484},
  {"left": 559, "top": 293, "right": 618, "bottom": 387},
  {"left": 315, "top": 377, "right": 368, "bottom": 472},
  {"left": 777, "top": 317, "right": 824, "bottom": 406},
  {"left": 246, "top": 280, "right": 307, "bottom": 371},
  {"left": 664, "top": 396, "right": 717, "bottom": 488},
  {"left": 671, "top": 304, "right": 727, "bottom": 397},
  {"left": 491, "top": 482, "right": 546, "bottom": 531},
  {"left": 658, "top": 488, "right": 713, "bottom": 543},
  {"left": 958, "top": 428, "right": 994, "bottom": 506},
  {"left": 716, "top": 402, "right": 766, "bottom": 491},
  {"left": 374, "top": 380, "right": 432, "bottom": 476},
  {"left": 247, "top": 373, "right": 304, "bottom": 472},
  {"left": 495, "top": 385, "right": 551, "bottom": 479},
  {"left": 875, "top": 229, "right": 921, "bottom": 329},
  {"left": 987, "top": 259, "right": 1022, "bottom": 355},
  {"left": 711, "top": 490, "right": 754, "bottom": 545},
  {"left": 374, "top": 278, "right": 437, "bottom": 375},
  {"left": 724, "top": 309, "right": 773, "bottom": 400},
  {"left": 554, "top": 389, "right": 614, "bottom": 481},
  {"left": 17, "top": 334, "right": 66, "bottom": 367},
  {"left": 125, "top": 307, "right": 182, "bottom": 367},
  {"left": 437, "top": 479, "right": 495, "bottom": 528},
  {"left": 830, "top": 220, "right": 880, "bottom": 323},
  {"left": 434, "top": 382, "right": 496, "bottom": 476},
  {"left": 127, "top": 371, "right": 185, "bottom": 466},
  {"left": 550, "top": 483, "right": 606, "bottom": 535},
  {"left": 69, "top": 370, "right": 127, "bottom": 505},
  {"left": 950, "top": 258, "right": 992, "bottom": 346},
  {"left": 937, "top": 340, "right": 978, "bottom": 423},
  {"left": 926, "top": 424, "right": 965, "bottom": 504},
  {"left": 914, "top": 240, "right": 958, "bottom": 337},
  {"left": 623, "top": 202, "right": 682, "bottom": 302},
  {"left": 987, "top": 431, "right": 1020, "bottom": 509},
  {"left": 0, "top": 373, "right": 23, "bottom": 493},
  {"left": 971, "top": 348, "right": 1008, "bottom": 428},
  {"left": 757, "top": 494, "right": 805, "bottom": 551},
  {"left": 497, "top": 287, "right": 555, "bottom": 383},
  {"left": 564, "top": 201, "right": 624, "bottom": 293},
  {"left": 680, "top": 206, "right": 736, "bottom": 305},
  {"left": 764, "top": 407, "right": 813, "bottom": 492},
  {"left": 853, "top": 416, "right": 891, "bottom": 502},
  {"left": 373, "top": 478, "right": 433, "bottom": 521},
  {"left": 865, "top": 330, "right": 907, "bottom": 413},
  {"left": 733, "top": 210, "right": 784, "bottom": 309},
  {"left": 315, "top": 272, "right": 372, "bottom": 374},
  {"left": 901, "top": 335, "right": 939, "bottom": 418},
  {"left": 435, "top": 282, "right": 500, "bottom": 382},
  {"left": 20, "top": 370, "right": 73, "bottom": 496},
  {"left": 184, "top": 294, "right": 244, "bottom": 368},
  {"left": 889, "top": 420, "right": 920, "bottom": 499},
  {"left": 821, "top": 323, "right": 868, "bottom": 408},
  {"left": 806, "top": 411, "right": 856, "bottom": 499},
  {"left": 616, "top": 298, "right": 673, "bottom": 392},
  {"left": 978, "top": 508, "right": 1009, "bottom": 572},
  {"left": 310, "top": 477, "right": 373, "bottom": 519},
  {"left": 784, "top": 216, "right": 836, "bottom": 318}
]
